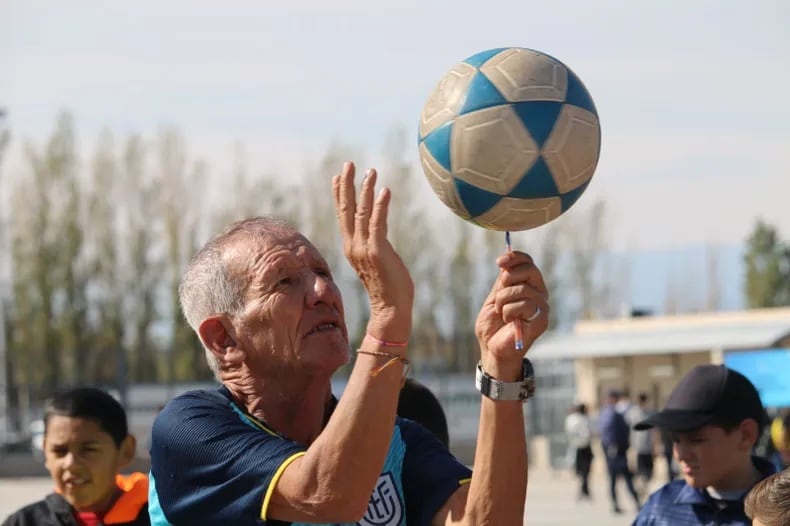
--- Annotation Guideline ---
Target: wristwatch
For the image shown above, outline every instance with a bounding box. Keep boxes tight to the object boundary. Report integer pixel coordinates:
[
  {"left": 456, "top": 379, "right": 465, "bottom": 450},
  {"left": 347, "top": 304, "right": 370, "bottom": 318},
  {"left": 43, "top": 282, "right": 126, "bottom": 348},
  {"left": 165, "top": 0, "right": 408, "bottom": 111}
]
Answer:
[{"left": 475, "top": 358, "right": 536, "bottom": 401}]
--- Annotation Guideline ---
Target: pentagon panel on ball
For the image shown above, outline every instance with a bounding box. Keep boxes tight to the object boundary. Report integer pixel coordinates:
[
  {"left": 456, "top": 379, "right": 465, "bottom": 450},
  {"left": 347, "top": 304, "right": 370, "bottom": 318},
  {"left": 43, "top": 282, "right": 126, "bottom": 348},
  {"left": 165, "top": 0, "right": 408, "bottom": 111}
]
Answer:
[{"left": 418, "top": 47, "right": 601, "bottom": 231}]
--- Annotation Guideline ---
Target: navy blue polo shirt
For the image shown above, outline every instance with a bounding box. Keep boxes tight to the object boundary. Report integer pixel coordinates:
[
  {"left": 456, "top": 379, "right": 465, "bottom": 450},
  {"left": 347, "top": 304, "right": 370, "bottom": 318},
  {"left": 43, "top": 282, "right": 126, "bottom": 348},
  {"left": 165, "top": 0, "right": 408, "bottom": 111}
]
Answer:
[
  {"left": 148, "top": 386, "right": 471, "bottom": 526},
  {"left": 632, "top": 456, "right": 776, "bottom": 526}
]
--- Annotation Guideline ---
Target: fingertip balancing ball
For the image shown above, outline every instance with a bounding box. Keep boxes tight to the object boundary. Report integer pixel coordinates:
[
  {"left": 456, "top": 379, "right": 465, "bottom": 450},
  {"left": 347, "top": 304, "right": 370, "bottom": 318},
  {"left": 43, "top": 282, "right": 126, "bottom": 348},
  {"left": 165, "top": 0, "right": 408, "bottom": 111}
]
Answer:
[{"left": 418, "top": 47, "right": 601, "bottom": 231}]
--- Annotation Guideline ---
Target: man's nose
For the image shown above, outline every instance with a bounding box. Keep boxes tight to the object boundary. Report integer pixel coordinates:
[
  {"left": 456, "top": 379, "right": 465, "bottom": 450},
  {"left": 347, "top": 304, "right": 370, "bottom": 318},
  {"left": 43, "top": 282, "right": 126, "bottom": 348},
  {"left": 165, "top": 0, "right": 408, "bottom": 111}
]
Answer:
[{"left": 306, "top": 273, "right": 333, "bottom": 306}]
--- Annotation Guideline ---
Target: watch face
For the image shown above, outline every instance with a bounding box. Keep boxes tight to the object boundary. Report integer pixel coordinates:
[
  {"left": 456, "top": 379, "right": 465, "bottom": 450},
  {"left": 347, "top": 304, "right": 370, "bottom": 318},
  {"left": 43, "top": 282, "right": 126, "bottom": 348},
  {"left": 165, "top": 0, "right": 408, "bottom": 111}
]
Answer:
[{"left": 476, "top": 360, "right": 535, "bottom": 401}]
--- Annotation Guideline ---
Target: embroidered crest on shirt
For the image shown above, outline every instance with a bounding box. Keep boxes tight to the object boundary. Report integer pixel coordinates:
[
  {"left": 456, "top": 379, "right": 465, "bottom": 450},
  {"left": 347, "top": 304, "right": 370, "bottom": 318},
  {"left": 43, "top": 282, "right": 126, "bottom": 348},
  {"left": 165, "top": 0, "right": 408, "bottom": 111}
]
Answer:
[{"left": 357, "top": 473, "right": 403, "bottom": 526}]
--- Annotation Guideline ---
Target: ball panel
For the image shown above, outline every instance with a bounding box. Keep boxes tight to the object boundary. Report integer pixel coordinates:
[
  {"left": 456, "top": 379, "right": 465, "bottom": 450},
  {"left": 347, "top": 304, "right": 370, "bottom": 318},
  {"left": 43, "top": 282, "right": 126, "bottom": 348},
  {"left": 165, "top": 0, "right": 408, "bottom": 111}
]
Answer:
[
  {"left": 559, "top": 179, "right": 591, "bottom": 213},
  {"left": 419, "top": 62, "right": 477, "bottom": 139},
  {"left": 421, "top": 122, "right": 452, "bottom": 172},
  {"left": 458, "top": 71, "right": 508, "bottom": 116},
  {"left": 473, "top": 196, "right": 562, "bottom": 232},
  {"left": 463, "top": 47, "right": 507, "bottom": 68},
  {"left": 481, "top": 48, "right": 568, "bottom": 103},
  {"left": 512, "top": 100, "right": 564, "bottom": 149},
  {"left": 507, "top": 157, "right": 560, "bottom": 199},
  {"left": 542, "top": 104, "right": 601, "bottom": 193},
  {"left": 418, "top": 142, "right": 471, "bottom": 220},
  {"left": 565, "top": 68, "right": 598, "bottom": 116},
  {"left": 455, "top": 178, "right": 506, "bottom": 218},
  {"left": 451, "top": 105, "right": 539, "bottom": 195}
]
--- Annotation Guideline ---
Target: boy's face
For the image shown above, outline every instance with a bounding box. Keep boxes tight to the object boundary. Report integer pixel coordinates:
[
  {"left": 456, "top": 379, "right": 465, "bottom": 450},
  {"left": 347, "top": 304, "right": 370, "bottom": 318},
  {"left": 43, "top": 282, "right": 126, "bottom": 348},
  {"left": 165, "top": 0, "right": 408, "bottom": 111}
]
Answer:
[
  {"left": 672, "top": 422, "right": 755, "bottom": 490},
  {"left": 44, "top": 415, "right": 134, "bottom": 512}
]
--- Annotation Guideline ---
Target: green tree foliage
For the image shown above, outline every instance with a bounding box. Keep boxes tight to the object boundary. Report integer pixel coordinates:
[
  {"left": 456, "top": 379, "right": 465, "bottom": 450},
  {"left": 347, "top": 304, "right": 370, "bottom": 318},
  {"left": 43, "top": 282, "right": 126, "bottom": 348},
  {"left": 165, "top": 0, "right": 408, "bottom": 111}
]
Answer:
[{"left": 744, "top": 220, "right": 790, "bottom": 308}]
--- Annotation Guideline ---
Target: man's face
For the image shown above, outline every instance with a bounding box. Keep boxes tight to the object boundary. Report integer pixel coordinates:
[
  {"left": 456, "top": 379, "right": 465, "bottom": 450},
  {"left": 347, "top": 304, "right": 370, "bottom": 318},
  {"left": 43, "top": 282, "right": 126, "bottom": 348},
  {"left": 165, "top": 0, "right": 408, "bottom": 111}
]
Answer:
[
  {"left": 44, "top": 416, "right": 128, "bottom": 512},
  {"left": 233, "top": 231, "right": 350, "bottom": 374},
  {"left": 672, "top": 423, "right": 751, "bottom": 489}
]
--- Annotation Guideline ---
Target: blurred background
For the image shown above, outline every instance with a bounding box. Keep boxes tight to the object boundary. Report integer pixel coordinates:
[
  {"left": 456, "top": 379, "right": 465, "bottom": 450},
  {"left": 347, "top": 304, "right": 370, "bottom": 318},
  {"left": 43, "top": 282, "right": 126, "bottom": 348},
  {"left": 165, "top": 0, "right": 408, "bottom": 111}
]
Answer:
[{"left": 0, "top": 1, "right": 788, "bottom": 518}]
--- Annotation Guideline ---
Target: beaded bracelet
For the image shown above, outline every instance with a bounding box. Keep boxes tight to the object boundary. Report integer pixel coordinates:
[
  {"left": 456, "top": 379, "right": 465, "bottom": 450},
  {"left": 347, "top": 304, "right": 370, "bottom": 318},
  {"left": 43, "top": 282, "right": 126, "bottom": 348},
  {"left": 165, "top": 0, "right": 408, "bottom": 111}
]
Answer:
[{"left": 357, "top": 349, "right": 410, "bottom": 379}]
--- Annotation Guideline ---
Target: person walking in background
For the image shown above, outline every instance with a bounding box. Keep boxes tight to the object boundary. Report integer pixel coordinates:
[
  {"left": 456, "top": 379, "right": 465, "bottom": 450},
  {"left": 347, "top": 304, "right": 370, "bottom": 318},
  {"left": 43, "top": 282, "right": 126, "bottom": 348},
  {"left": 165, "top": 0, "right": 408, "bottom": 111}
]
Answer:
[
  {"left": 599, "top": 390, "right": 641, "bottom": 514},
  {"left": 626, "top": 393, "right": 656, "bottom": 496},
  {"left": 565, "top": 402, "right": 594, "bottom": 500},
  {"left": 616, "top": 390, "right": 633, "bottom": 415}
]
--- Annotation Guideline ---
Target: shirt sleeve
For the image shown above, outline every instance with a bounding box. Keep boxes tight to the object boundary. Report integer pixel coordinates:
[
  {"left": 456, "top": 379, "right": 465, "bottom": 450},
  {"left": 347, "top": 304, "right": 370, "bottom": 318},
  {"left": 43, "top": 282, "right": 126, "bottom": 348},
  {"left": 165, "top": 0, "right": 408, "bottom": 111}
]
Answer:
[
  {"left": 398, "top": 418, "right": 472, "bottom": 526},
  {"left": 148, "top": 390, "right": 305, "bottom": 526}
]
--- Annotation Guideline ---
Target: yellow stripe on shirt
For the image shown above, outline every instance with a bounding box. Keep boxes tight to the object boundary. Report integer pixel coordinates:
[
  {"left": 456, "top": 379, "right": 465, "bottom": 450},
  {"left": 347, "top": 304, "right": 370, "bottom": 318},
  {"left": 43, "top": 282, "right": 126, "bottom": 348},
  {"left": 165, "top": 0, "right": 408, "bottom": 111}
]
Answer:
[{"left": 260, "top": 451, "right": 307, "bottom": 520}]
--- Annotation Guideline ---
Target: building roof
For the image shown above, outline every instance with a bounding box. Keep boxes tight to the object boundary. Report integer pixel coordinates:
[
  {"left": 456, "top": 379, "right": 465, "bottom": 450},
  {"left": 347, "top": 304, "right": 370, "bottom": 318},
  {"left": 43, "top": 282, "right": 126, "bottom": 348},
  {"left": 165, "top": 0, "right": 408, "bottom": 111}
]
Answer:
[{"left": 529, "top": 307, "right": 790, "bottom": 360}]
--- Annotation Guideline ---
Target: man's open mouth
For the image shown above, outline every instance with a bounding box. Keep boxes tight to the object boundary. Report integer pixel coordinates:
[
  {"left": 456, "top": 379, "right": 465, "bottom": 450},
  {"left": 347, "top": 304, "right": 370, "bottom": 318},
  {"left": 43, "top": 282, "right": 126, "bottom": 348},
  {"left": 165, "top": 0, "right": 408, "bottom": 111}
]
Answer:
[{"left": 307, "top": 322, "right": 339, "bottom": 336}]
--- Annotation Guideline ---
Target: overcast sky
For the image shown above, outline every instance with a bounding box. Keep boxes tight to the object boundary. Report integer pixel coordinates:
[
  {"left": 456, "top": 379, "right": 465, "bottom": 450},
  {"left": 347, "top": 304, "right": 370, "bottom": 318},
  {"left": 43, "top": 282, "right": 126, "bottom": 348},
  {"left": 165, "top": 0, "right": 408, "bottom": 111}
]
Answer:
[{"left": 2, "top": 0, "right": 788, "bottom": 251}]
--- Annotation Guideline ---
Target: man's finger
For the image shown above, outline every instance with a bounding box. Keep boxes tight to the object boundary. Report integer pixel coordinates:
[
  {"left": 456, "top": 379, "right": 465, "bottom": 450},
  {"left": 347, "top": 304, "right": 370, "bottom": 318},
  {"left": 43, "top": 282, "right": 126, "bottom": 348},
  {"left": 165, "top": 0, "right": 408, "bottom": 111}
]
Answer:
[
  {"left": 369, "top": 186, "right": 390, "bottom": 243},
  {"left": 354, "top": 169, "right": 376, "bottom": 242},
  {"left": 500, "top": 262, "right": 548, "bottom": 297},
  {"left": 336, "top": 161, "right": 357, "bottom": 243},
  {"left": 494, "top": 284, "right": 544, "bottom": 313}
]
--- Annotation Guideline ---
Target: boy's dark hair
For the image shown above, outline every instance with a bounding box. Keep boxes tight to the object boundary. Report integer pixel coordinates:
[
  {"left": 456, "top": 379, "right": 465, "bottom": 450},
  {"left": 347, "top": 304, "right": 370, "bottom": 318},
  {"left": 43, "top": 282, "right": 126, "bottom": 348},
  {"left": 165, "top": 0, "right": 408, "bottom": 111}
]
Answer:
[
  {"left": 397, "top": 378, "right": 449, "bottom": 448},
  {"left": 638, "top": 392, "right": 648, "bottom": 404},
  {"left": 44, "top": 387, "right": 129, "bottom": 447},
  {"left": 744, "top": 467, "right": 790, "bottom": 524}
]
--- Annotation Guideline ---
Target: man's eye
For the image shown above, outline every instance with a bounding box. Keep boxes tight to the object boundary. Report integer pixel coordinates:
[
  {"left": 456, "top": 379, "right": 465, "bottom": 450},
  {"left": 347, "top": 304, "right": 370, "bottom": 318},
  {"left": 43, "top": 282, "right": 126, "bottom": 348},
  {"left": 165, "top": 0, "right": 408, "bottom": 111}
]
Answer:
[{"left": 277, "top": 277, "right": 293, "bottom": 286}]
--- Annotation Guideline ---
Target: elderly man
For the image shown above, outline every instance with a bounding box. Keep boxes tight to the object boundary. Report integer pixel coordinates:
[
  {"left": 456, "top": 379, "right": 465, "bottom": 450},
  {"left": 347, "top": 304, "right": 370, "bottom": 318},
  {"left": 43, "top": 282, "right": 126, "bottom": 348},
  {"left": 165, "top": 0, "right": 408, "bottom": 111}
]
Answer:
[{"left": 148, "top": 162, "right": 549, "bottom": 525}]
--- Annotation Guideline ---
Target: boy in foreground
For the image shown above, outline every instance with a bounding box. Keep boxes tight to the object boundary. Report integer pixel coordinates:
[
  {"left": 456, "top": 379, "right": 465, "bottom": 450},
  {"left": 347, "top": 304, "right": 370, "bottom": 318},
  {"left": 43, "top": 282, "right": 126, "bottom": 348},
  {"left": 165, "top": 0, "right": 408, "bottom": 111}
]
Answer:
[
  {"left": 632, "top": 364, "right": 776, "bottom": 525},
  {"left": 2, "top": 387, "right": 149, "bottom": 526}
]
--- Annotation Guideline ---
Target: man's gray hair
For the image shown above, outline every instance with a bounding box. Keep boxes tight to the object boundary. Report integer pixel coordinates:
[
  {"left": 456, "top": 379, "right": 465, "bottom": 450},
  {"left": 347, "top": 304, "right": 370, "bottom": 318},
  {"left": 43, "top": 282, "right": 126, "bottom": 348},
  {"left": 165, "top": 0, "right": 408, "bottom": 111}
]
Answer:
[{"left": 179, "top": 217, "right": 297, "bottom": 376}]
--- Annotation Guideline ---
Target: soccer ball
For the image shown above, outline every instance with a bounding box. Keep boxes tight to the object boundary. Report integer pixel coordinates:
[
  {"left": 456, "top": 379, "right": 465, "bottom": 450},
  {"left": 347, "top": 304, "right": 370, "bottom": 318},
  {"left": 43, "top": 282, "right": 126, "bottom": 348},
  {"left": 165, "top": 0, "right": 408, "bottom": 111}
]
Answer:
[{"left": 418, "top": 47, "right": 601, "bottom": 231}]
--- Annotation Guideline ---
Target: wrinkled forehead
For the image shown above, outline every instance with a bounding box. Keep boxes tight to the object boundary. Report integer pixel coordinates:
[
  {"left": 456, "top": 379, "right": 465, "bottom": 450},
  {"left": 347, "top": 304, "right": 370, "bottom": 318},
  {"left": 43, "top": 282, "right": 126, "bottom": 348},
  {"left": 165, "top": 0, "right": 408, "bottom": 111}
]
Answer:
[{"left": 225, "top": 229, "right": 325, "bottom": 280}]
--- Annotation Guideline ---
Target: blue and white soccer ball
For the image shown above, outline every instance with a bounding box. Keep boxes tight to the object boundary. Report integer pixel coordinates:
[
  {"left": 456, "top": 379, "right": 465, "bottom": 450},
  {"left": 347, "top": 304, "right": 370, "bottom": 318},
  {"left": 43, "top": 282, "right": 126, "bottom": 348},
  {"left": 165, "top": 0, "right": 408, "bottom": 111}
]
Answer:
[{"left": 418, "top": 47, "right": 601, "bottom": 231}]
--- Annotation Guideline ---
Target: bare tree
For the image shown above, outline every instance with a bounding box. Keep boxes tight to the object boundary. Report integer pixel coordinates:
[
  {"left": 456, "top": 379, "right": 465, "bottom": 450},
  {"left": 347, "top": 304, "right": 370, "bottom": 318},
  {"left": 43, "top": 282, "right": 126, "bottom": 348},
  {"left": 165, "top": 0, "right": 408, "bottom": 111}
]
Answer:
[
  {"left": 564, "top": 198, "right": 607, "bottom": 320},
  {"left": 8, "top": 113, "right": 79, "bottom": 395},
  {"left": 119, "top": 135, "right": 163, "bottom": 382},
  {"left": 157, "top": 128, "right": 208, "bottom": 381},
  {"left": 447, "top": 224, "right": 476, "bottom": 371}
]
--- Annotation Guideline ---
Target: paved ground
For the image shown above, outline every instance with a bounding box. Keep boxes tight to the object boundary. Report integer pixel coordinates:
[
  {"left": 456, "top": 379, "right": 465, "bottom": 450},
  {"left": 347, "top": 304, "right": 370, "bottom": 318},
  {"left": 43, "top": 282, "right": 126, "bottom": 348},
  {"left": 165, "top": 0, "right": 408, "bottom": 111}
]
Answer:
[{"left": 0, "top": 467, "right": 658, "bottom": 525}]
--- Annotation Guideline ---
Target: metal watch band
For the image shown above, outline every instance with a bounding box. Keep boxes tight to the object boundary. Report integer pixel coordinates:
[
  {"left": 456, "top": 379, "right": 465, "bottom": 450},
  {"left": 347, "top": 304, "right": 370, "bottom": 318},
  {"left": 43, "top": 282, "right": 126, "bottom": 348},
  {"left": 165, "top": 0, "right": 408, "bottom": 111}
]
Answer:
[{"left": 475, "top": 358, "right": 536, "bottom": 401}]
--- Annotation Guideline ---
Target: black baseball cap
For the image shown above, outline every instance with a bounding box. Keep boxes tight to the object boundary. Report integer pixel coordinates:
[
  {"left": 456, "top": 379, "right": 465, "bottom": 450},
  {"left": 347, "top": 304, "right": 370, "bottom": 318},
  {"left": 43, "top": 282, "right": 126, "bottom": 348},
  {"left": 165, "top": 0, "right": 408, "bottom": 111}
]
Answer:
[{"left": 634, "top": 364, "right": 766, "bottom": 432}]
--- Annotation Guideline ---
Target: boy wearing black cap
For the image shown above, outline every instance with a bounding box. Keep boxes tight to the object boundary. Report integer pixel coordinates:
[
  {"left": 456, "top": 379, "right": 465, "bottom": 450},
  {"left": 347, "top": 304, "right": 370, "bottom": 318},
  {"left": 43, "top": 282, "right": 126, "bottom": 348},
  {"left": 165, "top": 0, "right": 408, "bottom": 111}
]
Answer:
[{"left": 632, "top": 364, "right": 776, "bottom": 525}]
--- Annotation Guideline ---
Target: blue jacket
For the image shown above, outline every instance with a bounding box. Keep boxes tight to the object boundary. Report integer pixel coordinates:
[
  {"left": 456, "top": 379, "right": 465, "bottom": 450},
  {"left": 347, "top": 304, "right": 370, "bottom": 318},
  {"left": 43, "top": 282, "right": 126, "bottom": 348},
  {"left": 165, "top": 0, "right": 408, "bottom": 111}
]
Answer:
[
  {"left": 599, "top": 404, "right": 629, "bottom": 453},
  {"left": 632, "top": 456, "right": 776, "bottom": 526}
]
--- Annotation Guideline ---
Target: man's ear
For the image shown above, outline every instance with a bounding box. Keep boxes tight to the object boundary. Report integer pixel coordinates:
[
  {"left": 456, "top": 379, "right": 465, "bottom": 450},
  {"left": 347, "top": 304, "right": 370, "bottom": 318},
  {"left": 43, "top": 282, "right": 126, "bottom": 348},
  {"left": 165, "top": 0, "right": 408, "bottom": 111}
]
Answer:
[
  {"left": 738, "top": 418, "right": 759, "bottom": 450},
  {"left": 199, "top": 316, "right": 241, "bottom": 365},
  {"left": 118, "top": 434, "right": 136, "bottom": 467}
]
